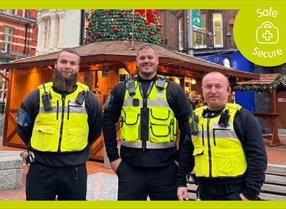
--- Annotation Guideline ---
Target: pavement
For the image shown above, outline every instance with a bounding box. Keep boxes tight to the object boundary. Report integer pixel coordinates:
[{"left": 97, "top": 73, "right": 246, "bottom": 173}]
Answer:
[{"left": 0, "top": 113, "right": 286, "bottom": 200}]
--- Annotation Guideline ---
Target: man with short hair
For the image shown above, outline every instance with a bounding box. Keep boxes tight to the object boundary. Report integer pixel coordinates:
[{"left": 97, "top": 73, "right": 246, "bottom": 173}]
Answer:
[
  {"left": 103, "top": 43, "right": 191, "bottom": 200},
  {"left": 17, "top": 48, "right": 102, "bottom": 200},
  {"left": 177, "top": 72, "right": 267, "bottom": 200}
]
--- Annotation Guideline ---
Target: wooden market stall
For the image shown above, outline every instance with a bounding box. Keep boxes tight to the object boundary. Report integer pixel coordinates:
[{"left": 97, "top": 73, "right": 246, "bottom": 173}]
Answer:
[
  {"left": 235, "top": 73, "right": 286, "bottom": 146},
  {"left": 0, "top": 41, "right": 259, "bottom": 161}
]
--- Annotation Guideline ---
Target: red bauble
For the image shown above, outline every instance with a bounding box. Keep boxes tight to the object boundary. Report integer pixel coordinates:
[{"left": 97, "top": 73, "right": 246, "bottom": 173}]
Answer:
[
  {"left": 120, "top": 11, "right": 125, "bottom": 17},
  {"left": 150, "top": 31, "right": 155, "bottom": 36},
  {"left": 114, "top": 27, "right": 119, "bottom": 33},
  {"left": 138, "top": 26, "right": 144, "bottom": 33},
  {"left": 106, "top": 10, "right": 113, "bottom": 15},
  {"left": 97, "top": 32, "right": 103, "bottom": 37},
  {"left": 157, "top": 25, "right": 162, "bottom": 31}
]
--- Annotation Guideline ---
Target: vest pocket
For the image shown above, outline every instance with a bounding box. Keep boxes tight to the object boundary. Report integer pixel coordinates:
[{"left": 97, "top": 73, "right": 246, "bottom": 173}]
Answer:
[
  {"left": 63, "top": 128, "right": 88, "bottom": 151},
  {"left": 193, "top": 148, "right": 204, "bottom": 156},
  {"left": 213, "top": 150, "right": 237, "bottom": 176},
  {"left": 150, "top": 109, "right": 170, "bottom": 120},
  {"left": 33, "top": 126, "right": 57, "bottom": 151},
  {"left": 213, "top": 150, "right": 233, "bottom": 176},
  {"left": 193, "top": 148, "right": 208, "bottom": 177},
  {"left": 124, "top": 113, "right": 140, "bottom": 125},
  {"left": 150, "top": 108, "right": 174, "bottom": 142},
  {"left": 150, "top": 124, "right": 170, "bottom": 137},
  {"left": 213, "top": 129, "right": 233, "bottom": 146},
  {"left": 37, "top": 126, "right": 56, "bottom": 133},
  {"left": 121, "top": 110, "right": 140, "bottom": 142}
]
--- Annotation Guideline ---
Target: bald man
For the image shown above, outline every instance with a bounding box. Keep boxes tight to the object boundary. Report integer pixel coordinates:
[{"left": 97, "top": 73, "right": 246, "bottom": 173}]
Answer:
[{"left": 177, "top": 72, "right": 267, "bottom": 200}]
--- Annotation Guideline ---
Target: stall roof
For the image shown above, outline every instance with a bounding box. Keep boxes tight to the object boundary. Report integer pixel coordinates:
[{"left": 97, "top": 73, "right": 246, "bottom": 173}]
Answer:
[
  {"left": 235, "top": 73, "right": 286, "bottom": 91},
  {"left": 0, "top": 41, "right": 259, "bottom": 79}
]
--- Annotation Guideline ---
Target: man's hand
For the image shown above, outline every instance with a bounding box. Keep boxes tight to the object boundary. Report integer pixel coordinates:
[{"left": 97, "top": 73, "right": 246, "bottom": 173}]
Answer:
[
  {"left": 110, "top": 158, "right": 122, "bottom": 173},
  {"left": 177, "top": 186, "right": 189, "bottom": 200},
  {"left": 239, "top": 193, "right": 249, "bottom": 200}
]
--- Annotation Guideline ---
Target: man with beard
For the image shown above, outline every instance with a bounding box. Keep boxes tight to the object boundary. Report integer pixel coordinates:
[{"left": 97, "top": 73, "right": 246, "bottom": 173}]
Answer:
[
  {"left": 103, "top": 43, "right": 191, "bottom": 200},
  {"left": 16, "top": 48, "right": 102, "bottom": 200}
]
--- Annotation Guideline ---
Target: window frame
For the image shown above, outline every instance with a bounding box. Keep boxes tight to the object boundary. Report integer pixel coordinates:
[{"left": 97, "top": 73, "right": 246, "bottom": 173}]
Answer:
[
  {"left": 212, "top": 12, "right": 224, "bottom": 48},
  {"left": 193, "top": 12, "right": 207, "bottom": 49},
  {"left": 178, "top": 17, "right": 184, "bottom": 51},
  {"left": 1, "top": 26, "right": 14, "bottom": 53}
]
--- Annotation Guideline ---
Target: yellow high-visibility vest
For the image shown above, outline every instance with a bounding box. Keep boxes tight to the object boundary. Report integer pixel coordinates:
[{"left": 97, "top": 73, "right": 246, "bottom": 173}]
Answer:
[
  {"left": 30, "top": 82, "right": 89, "bottom": 152},
  {"left": 120, "top": 76, "right": 177, "bottom": 149},
  {"left": 192, "top": 103, "right": 247, "bottom": 177}
]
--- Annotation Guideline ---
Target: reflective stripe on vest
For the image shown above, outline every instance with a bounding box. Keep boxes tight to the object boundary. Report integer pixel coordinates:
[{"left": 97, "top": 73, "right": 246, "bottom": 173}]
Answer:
[
  {"left": 192, "top": 103, "right": 247, "bottom": 177},
  {"left": 121, "top": 141, "right": 176, "bottom": 149},
  {"left": 120, "top": 76, "right": 177, "bottom": 149},
  {"left": 30, "top": 82, "right": 89, "bottom": 152}
]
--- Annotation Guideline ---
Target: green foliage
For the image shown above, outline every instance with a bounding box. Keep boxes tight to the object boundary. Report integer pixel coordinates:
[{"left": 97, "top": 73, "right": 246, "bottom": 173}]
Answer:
[
  {"left": 85, "top": 10, "right": 163, "bottom": 45},
  {"left": 234, "top": 74, "right": 286, "bottom": 92}
]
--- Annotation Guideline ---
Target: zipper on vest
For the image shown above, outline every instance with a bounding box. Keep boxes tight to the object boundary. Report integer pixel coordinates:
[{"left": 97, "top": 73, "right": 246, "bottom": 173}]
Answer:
[
  {"left": 207, "top": 117, "right": 212, "bottom": 177},
  {"left": 170, "top": 119, "right": 174, "bottom": 141},
  {"left": 67, "top": 100, "right": 70, "bottom": 120},
  {"left": 57, "top": 95, "right": 66, "bottom": 152},
  {"left": 201, "top": 124, "right": 205, "bottom": 146},
  {"left": 56, "top": 100, "right": 59, "bottom": 120},
  {"left": 213, "top": 129, "right": 216, "bottom": 146},
  {"left": 139, "top": 81, "right": 154, "bottom": 151}
]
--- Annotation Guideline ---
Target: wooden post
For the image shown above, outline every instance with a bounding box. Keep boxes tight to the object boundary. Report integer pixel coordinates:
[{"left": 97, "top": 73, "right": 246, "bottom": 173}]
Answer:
[{"left": 270, "top": 89, "right": 280, "bottom": 145}]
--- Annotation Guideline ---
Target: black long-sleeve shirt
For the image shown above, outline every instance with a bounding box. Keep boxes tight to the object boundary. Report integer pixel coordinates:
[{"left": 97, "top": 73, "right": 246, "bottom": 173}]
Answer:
[
  {"left": 177, "top": 107, "right": 267, "bottom": 200},
  {"left": 17, "top": 84, "right": 102, "bottom": 167},
  {"left": 103, "top": 75, "right": 192, "bottom": 168}
]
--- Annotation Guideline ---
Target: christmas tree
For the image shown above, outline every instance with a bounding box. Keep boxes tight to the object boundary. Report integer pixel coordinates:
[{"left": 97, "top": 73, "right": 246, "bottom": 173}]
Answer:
[{"left": 85, "top": 10, "right": 163, "bottom": 45}]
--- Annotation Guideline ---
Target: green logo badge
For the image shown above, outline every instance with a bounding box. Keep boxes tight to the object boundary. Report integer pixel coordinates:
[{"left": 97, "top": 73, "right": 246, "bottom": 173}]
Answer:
[{"left": 234, "top": 6, "right": 286, "bottom": 66}]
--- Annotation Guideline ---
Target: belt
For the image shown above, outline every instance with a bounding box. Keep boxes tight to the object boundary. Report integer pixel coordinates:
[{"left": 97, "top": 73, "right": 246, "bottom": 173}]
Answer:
[{"left": 121, "top": 141, "right": 176, "bottom": 149}]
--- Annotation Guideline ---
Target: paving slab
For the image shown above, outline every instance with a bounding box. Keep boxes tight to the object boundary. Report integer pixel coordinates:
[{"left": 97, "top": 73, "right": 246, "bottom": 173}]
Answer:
[
  {"left": 87, "top": 172, "right": 118, "bottom": 200},
  {"left": 0, "top": 151, "right": 23, "bottom": 190}
]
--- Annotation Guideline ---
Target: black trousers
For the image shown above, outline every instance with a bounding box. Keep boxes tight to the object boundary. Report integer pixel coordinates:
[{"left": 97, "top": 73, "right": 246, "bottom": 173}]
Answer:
[
  {"left": 116, "top": 161, "right": 178, "bottom": 200},
  {"left": 199, "top": 183, "right": 243, "bottom": 200},
  {"left": 26, "top": 163, "right": 87, "bottom": 200}
]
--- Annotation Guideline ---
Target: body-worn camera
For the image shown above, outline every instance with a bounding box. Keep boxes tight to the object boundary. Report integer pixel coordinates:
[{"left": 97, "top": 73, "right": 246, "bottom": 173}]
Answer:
[
  {"left": 127, "top": 80, "right": 136, "bottom": 96},
  {"left": 42, "top": 93, "right": 52, "bottom": 111},
  {"left": 41, "top": 84, "right": 52, "bottom": 111},
  {"left": 156, "top": 77, "right": 165, "bottom": 90},
  {"left": 75, "top": 91, "right": 86, "bottom": 105},
  {"left": 218, "top": 109, "right": 230, "bottom": 128}
]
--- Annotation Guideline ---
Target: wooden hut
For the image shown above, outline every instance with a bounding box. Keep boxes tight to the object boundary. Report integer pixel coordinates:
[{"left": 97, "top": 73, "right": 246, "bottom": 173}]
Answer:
[
  {"left": 235, "top": 73, "right": 286, "bottom": 146},
  {"left": 0, "top": 41, "right": 259, "bottom": 161}
]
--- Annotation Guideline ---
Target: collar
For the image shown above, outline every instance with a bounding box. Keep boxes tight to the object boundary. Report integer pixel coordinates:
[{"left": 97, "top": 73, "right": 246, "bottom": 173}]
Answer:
[
  {"left": 137, "top": 74, "right": 157, "bottom": 82},
  {"left": 202, "top": 106, "right": 225, "bottom": 118},
  {"left": 52, "top": 84, "right": 77, "bottom": 95}
]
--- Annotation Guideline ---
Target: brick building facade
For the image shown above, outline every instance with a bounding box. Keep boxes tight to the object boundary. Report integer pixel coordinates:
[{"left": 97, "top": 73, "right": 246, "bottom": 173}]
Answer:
[{"left": 0, "top": 10, "right": 38, "bottom": 63}]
